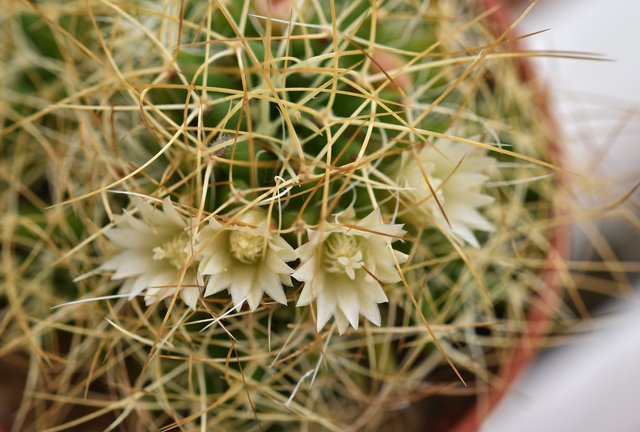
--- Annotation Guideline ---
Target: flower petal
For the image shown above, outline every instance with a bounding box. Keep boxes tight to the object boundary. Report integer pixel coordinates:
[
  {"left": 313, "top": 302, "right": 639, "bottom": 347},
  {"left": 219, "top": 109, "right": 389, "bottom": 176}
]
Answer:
[
  {"left": 129, "top": 273, "right": 157, "bottom": 298},
  {"left": 359, "top": 299, "right": 382, "bottom": 327},
  {"left": 162, "top": 197, "right": 186, "bottom": 227},
  {"left": 266, "top": 250, "right": 294, "bottom": 275},
  {"left": 450, "top": 222, "right": 480, "bottom": 248},
  {"left": 291, "top": 256, "right": 317, "bottom": 283},
  {"left": 105, "top": 227, "right": 156, "bottom": 249},
  {"left": 270, "top": 236, "right": 298, "bottom": 262},
  {"left": 260, "top": 268, "right": 287, "bottom": 305},
  {"left": 334, "top": 310, "right": 350, "bottom": 335},
  {"left": 358, "top": 207, "right": 382, "bottom": 229},
  {"left": 229, "top": 268, "right": 254, "bottom": 310},
  {"left": 180, "top": 286, "right": 200, "bottom": 309},
  {"left": 204, "top": 271, "right": 231, "bottom": 297},
  {"left": 108, "top": 254, "right": 152, "bottom": 279},
  {"left": 246, "top": 284, "right": 264, "bottom": 311},
  {"left": 316, "top": 290, "right": 337, "bottom": 332},
  {"left": 336, "top": 281, "right": 360, "bottom": 330},
  {"left": 200, "top": 252, "right": 232, "bottom": 275},
  {"left": 279, "top": 273, "right": 293, "bottom": 287},
  {"left": 297, "top": 281, "right": 316, "bottom": 307}
]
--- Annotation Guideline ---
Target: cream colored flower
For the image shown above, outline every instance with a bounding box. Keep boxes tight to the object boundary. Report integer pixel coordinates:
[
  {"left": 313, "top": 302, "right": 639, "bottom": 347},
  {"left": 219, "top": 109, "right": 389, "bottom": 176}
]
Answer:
[
  {"left": 395, "top": 139, "right": 495, "bottom": 247},
  {"left": 195, "top": 210, "right": 297, "bottom": 311},
  {"left": 101, "top": 197, "right": 201, "bottom": 309},
  {"left": 293, "top": 209, "right": 408, "bottom": 334}
]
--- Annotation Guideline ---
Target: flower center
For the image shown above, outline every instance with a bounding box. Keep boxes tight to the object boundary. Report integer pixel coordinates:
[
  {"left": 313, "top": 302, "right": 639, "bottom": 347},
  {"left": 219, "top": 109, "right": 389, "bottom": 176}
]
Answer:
[
  {"left": 323, "top": 233, "right": 364, "bottom": 280},
  {"left": 229, "top": 230, "right": 265, "bottom": 264},
  {"left": 152, "top": 235, "right": 188, "bottom": 270}
]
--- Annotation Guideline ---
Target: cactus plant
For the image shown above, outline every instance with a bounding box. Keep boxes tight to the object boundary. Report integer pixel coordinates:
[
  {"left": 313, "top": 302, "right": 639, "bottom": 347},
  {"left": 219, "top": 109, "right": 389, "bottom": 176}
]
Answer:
[{"left": 0, "top": 0, "right": 621, "bottom": 431}]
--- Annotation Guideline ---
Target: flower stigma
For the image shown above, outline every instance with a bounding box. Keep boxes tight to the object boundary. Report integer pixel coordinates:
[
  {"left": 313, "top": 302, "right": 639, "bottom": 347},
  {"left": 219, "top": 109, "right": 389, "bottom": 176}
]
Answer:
[
  {"left": 229, "top": 230, "right": 265, "bottom": 264},
  {"left": 323, "top": 233, "right": 364, "bottom": 280},
  {"left": 152, "top": 235, "right": 189, "bottom": 269}
]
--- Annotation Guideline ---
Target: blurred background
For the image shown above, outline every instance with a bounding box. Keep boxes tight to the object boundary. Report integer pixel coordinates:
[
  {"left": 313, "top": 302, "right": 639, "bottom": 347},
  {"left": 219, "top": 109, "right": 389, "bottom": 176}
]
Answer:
[{"left": 483, "top": 0, "right": 640, "bottom": 430}]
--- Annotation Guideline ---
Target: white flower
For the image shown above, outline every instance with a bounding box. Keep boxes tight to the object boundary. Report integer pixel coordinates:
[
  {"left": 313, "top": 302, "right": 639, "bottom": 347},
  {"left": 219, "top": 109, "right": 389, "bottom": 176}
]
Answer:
[
  {"left": 101, "top": 197, "right": 201, "bottom": 309},
  {"left": 293, "top": 208, "right": 408, "bottom": 334},
  {"left": 195, "top": 210, "right": 297, "bottom": 311},
  {"left": 395, "top": 139, "right": 495, "bottom": 247}
]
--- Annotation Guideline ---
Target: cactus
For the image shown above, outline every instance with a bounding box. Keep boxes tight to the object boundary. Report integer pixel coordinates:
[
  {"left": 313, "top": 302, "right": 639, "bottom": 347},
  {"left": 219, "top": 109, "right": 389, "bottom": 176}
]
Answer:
[{"left": 0, "top": 1, "right": 616, "bottom": 431}]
